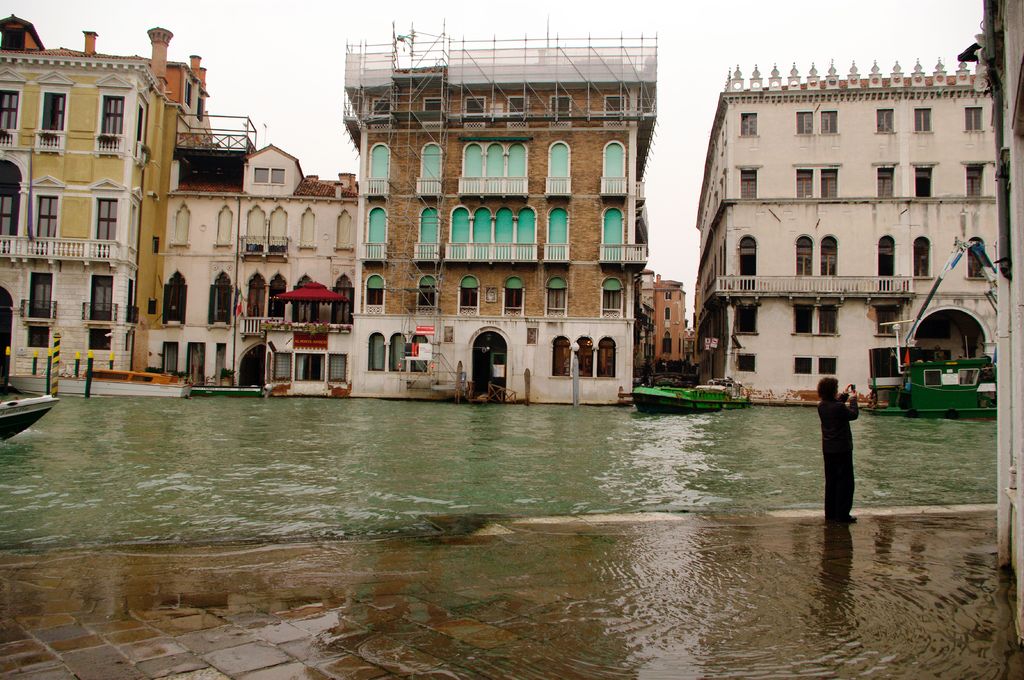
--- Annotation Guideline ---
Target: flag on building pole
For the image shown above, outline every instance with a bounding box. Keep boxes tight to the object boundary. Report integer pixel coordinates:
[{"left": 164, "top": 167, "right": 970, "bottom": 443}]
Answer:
[
  {"left": 234, "top": 287, "right": 244, "bottom": 317},
  {"left": 26, "top": 152, "right": 34, "bottom": 240}
]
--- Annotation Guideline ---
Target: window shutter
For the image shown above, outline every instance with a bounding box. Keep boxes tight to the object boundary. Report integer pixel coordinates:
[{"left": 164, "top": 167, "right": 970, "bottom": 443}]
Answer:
[
  {"left": 208, "top": 285, "right": 216, "bottom": 324},
  {"left": 180, "top": 285, "right": 187, "bottom": 324},
  {"left": 162, "top": 284, "right": 170, "bottom": 323}
]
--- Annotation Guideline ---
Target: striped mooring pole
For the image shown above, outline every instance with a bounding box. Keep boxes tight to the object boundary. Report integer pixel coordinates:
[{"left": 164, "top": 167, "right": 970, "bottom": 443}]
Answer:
[{"left": 50, "top": 332, "right": 61, "bottom": 397}]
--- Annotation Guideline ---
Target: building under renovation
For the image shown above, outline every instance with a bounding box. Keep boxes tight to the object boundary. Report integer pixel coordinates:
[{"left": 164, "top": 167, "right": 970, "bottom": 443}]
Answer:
[{"left": 343, "top": 32, "right": 656, "bottom": 403}]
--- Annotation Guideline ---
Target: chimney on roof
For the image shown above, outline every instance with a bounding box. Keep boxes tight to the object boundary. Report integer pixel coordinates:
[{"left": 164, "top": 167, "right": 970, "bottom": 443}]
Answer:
[
  {"left": 189, "top": 54, "right": 201, "bottom": 72},
  {"left": 83, "top": 31, "right": 97, "bottom": 56},
  {"left": 199, "top": 67, "right": 207, "bottom": 88},
  {"left": 147, "top": 27, "right": 173, "bottom": 92},
  {"left": 307, "top": 175, "right": 319, "bottom": 181},
  {"left": 338, "top": 173, "right": 355, "bottom": 191}
]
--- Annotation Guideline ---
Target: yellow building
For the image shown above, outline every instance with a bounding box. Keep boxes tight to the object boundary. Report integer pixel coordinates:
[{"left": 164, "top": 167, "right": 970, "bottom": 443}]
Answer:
[{"left": 0, "top": 16, "right": 205, "bottom": 374}]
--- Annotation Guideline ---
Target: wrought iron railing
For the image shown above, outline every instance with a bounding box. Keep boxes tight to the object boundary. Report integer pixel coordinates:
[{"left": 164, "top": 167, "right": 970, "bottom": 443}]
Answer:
[
  {"left": 82, "top": 302, "right": 118, "bottom": 322},
  {"left": 21, "top": 299, "right": 57, "bottom": 319}
]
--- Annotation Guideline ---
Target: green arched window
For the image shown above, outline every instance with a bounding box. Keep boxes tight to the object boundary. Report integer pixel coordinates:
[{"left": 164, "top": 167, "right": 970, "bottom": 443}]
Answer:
[
  {"left": 546, "top": 276, "right": 567, "bottom": 315},
  {"left": 473, "top": 208, "right": 491, "bottom": 243},
  {"left": 463, "top": 144, "right": 483, "bottom": 176},
  {"left": 494, "top": 208, "right": 514, "bottom": 243},
  {"left": 549, "top": 142, "right": 569, "bottom": 177},
  {"left": 548, "top": 208, "right": 568, "bottom": 244},
  {"left": 504, "top": 276, "right": 523, "bottom": 314},
  {"left": 389, "top": 333, "right": 405, "bottom": 372},
  {"left": 602, "top": 209, "right": 623, "bottom": 244},
  {"left": 419, "top": 208, "right": 438, "bottom": 243},
  {"left": 367, "top": 207, "right": 387, "bottom": 243},
  {"left": 602, "top": 277, "right": 622, "bottom": 315},
  {"left": 366, "top": 274, "right": 385, "bottom": 307},
  {"left": 460, "top": 275, "right": 479, "bottom": 288},
  {"left": 507, "top": 143, "right": 526, "bottom": 176},
  {"left": 517, "top": 208, "right": 535, "bottom": 243},
  {"left": 421, "top": 144, "right": 441, "bottom": 179},
  {"left": 368, "top": 333, "right": 385, "bottom": 371},
  {"left": 485, "top": 143, "right": 504, "bottom": 177},
  {"left": 459, "top": 275, "right": 479, "bottom": 310},
  {"left": 451, "top": 207, "right": 470, "bottom": 242},
  {"left": 370, "top": 145, "right": 390, "bottom": 178},
  {"left": 603, "top": 142, "right": 624, "bottom": 178}
]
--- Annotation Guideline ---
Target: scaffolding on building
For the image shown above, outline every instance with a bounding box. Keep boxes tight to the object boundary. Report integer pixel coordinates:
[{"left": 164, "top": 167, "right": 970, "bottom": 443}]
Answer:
[{"left": 343, "top": 29, "right": 658, "bottom": 395}]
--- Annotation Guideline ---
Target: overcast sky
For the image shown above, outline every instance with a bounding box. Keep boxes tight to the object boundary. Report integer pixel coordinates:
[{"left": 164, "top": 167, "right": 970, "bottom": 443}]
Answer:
[{"left": 18, "top": 0, "right": 984, "bottom": 318}]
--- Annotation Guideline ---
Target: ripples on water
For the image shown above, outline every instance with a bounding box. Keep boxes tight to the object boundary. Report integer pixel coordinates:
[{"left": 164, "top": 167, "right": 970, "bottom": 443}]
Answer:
[{"left": 0, "top": 399, "right": 995, "bottom": 548}]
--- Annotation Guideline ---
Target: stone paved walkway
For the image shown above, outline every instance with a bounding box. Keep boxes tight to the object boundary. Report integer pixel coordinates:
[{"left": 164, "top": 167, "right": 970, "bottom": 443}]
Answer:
[{"left": 0, "top": 506, "right": 1020, "bottom": 679}]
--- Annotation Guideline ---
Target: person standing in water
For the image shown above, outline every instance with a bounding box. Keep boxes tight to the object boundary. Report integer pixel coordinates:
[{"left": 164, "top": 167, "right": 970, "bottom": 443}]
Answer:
[{"left": 817, "top": 377, "right": 858, "bottom": 523}]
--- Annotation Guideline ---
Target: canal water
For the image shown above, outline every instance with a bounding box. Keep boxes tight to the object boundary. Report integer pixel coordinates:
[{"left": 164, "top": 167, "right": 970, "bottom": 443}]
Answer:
[{"left": 0, "top": 399, "right": 995, "bottom": 549}]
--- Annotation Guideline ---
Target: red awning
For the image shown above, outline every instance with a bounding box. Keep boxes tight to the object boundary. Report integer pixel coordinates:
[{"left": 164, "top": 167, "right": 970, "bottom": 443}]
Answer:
[{"left": 272, "top": 281, "right": 348, "bottom": 303}]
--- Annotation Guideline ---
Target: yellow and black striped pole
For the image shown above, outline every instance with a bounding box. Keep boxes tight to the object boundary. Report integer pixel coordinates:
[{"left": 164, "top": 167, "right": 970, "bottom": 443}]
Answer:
[{"left": 50, "top": 332, "right": 60, "bottom": 397}]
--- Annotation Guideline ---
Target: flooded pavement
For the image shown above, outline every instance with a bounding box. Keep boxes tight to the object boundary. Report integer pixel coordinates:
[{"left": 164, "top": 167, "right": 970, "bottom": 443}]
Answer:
[{"left": 1, "top": 507, "right": 1020, "bottom": 679}]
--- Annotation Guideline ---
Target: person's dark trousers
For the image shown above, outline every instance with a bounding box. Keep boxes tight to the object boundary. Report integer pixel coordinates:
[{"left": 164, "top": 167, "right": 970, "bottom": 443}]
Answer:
[{"left": 823, "top": 450, "right": 855, "bottom": 520}]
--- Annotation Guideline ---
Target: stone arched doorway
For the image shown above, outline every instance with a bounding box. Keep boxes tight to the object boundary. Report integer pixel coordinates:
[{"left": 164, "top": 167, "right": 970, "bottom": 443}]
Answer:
[
  {"left": 0, "top": 286, "right": 11, "bottom": 378},
  {"left": 911, "top": 308, "right": 989, "bottom": 360},
  {"left": 238, "top": 344, "right": 266, "bottom": 386},
  {"left": 471, "top": 330, "right": 507, "bottom": 395}
]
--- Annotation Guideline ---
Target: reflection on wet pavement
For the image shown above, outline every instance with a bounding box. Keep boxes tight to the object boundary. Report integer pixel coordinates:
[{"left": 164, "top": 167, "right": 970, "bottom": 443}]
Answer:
[{"left": 0, "top": 509, "right": 1020, "bottom": 679}]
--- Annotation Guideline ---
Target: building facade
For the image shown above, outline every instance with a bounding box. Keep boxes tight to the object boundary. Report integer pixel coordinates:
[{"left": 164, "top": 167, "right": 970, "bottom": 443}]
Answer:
[
  {"left": 148, "top": 144, "right": 358, "bottom": 395},
  {"left": 343, "top": 34, "right": 656, "bottom": 403},
  {"left": 650, "top": 274, "right": 686, "bottom": 364},
  {"left": 695, "top": 60, "right": 996, "bottom": 399}
]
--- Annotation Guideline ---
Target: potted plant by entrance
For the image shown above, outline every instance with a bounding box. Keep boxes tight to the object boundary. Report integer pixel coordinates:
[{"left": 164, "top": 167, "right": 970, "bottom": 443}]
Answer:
[{"left": 219, "top": 368, "right": 235, "bottom": 386}]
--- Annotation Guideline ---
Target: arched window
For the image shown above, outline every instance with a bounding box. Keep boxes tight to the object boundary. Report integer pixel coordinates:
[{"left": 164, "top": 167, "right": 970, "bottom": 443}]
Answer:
[
  {"left": 485, "top": 143, "right": 504, "bottom": 177},
  {"left": 300, "top": 208, "right": 315, "bottom": 246},
  {"left": 209, "top": 272, "right": 232, "bottom": 324},
  {"left": 368, "top": 333, "right": 385, "bottom": 371},
  {"left": 504, "top": 276, "right": 523, "bottom": 315},
  {"left": 417, "top": 275, "right": 436, "bottom": 309},
  {"left": 246, "top": 206, "right": 266, "bottom": 251},
  {"left": 336, "top": 211, "right": 353, "bottom": 248},
  {"left": 603, "top": 142, "right": 625, "bottom": 178},
  {"left": 877, "top": 236, "right": 895, "bottom": 276},
  {"left": 367, "top": 207, "right": 386, "bottom": 243},
  {"left": 332, "top": 275, "right": 353, "bottom": 324},
  {"left": 739, "top": 236, "right": 757, "bottom": 276},
  {"left": 216, "top": 205, "right": 232, "bottom": 245},
  {"left": 967, "top": 237, "right": 987, "bottom": 278},
  {"left": 597, "top": 338, "right": 616, "bottom": 378},
  {"left": 247, "top": 273, "right": 265, "bottom": 317},
  {"left": 419, "top": 208, "right": 438, "bottom": 243},
  {"left": 293, "top": 274, "right": 313, "bottom": 322},
  {"left": 602, "top": 278, "right": 622, "bottom": 316},
  {"left": 459, "top": 275, "right": 479, "bottom": 312},
  {"left": 796, "top": 236, "right": 813, "bottom": 276},
  {"left": 662, "top": 331, "right": 673, "bottom": 354},
  {"left": 552, "top": 336, "right": 571, "bottom": 376},
  {"left": 548, "top": 208, "right": 568, "bottom": 244},
  {"left": 173, "top": 205, "right": 190, "bottom": 244},
  {"left": 577, "top": 337, "right": 594, "bottom": 377},
  {"left": 463, "top": 143, "right": 483, "bottom": 177},
  {"left": 269, "top": 207, "right": 287, "bottom": 252},
  {"left": 389, "top": 333, "right": 405, "bottom": 372},
  {"left": 162, "top": 272, "right": 187, "bottom": 323},
  {"left": 421, "top": 143, "right": 441, "bottom": 179},
  {"left": 517, "top": 208, "right": 535, "bottom": 244},
  {"left": 268, "top": 274, "right": 287, "bottom": 317},
  {"left": 548, "top": 142, "right": 569, "bottom": 178},
  {"left": 914, "top": 237, "right": 931, "bottom": 277},
  {"left": 547, "top": 276, "right": 567, "bottom": 316},
  {"left": 370, "top": 144, "right": 390, "bottom": 179},
  {"left": 820, "top": 236, "right": 838, "bottom": 276},
  {"left": 365, "top": 274, "right": 385, "bottom": 309},
  {"left": 451, "top": 207, "right": 470, "bottom": 242},
  {"left": 472, "top": 208, "right": 491, "bottom": 243},
  {"left": 409, "top": 334, "right": 429, "bottom": 373},
  {"left": 602, "top": 208, "right": 623, "bottom": 244},
  {"left": 494, "top": 208, "right": 514, "bottom": 243},
  {"left": 507, "top": 143, "right": 526, "bottom": 177}
]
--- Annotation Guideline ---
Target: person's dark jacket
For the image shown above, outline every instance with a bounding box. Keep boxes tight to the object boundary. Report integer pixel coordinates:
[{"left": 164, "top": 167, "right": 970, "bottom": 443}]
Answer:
[{"left": 818, "top": 396, "right": 858, "bottom": 454}]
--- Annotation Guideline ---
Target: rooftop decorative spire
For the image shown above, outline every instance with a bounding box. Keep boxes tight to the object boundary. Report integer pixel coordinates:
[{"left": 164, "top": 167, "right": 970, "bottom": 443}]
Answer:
[{"left": 870, "top": 60, "right": 880, "bottom": 76}]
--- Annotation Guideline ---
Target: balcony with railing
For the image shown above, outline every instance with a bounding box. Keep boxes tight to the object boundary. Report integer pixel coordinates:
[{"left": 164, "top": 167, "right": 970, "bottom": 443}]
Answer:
[
  {"left": 36, "top": 130, "right": 66, "bottom": 153},
  {"left": 601, "top": 176, "right": 628, "bottom": 195},
  {"left": 546, "top": 177, "right": 571, "bottom": 196},
  {"left": 96, "top": 133, "right": 124, "bottom": 154},
  {"left": 240, "top": 236, "right": 289, "bottom": 257},
  {"left": 0, "top": 129, "right": 15, "bottom": 148},
  {"left": 82, "top": 302, "right": 118, "bottom": 322},
  {"left": 458, "top": 177, "right": 528, "bottom": 196},
  {"left": 21, "top": 300, "right": 57, "bottom": 320},
  {"left": 360, "top": 243, "right": 388, "bottom": 261},
  {"left": 414, "top": 242, "right": 440, "bottom": 261},
  {"left": 176, "top": 114, "right": 257, "bottom": 154},
  {"left": 709, "top": 275, "right": 914, "bottom": 298},
  {"left": 635, "top": 180, "right": 646, "bottom": 202},
  {"left": 599, "top": 243, "right": 648, "bottom": 264},
  {"left": 241, "top": 316, "right": 353, "bottom": 336},
  {"left": 445, "top": 242, "right": 537, "bottom": 263},
  {"left": 364, "top": 177, "right": 389, "bottom": 196},
  {"left": 0, "top": 237, "right": 126, "bottom": 264},
  {"left": 544, "top": 243, "right": 570, "bottom": 262},
  {"left": 416, "top": 178, "right": 441, "bottom": 195}
]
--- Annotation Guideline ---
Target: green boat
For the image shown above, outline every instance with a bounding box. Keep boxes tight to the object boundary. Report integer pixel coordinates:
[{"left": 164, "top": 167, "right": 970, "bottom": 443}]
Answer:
[
  {"left": 867, "top": 348, "right": 995, "bottom": 419},
  {"left": 632, "top": 380, "right": 752, "bottom": 414},
  {"left": 189, "top": 385, "right": 267, "bottom": 397}
]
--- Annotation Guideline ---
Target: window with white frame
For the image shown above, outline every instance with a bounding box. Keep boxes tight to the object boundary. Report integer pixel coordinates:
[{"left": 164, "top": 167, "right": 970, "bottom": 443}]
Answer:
[
  {"left": 602, "top": 278, "right": 623, "bottom": 316},
  {"left": 820, "top": 110, "right": 838, "bottom": 134},
  {"left": 328, "top": 353, "right": 348, "bottom": 382},
  {"left": 273, "top": 352, "right": 292, "bottom": 380},
  {"left": 547, "top": 277, "right": 567, "bottom": 315},
  {"left": 463, "top": 96, "right": 485, "bottom": 114},
  {"left": 0, "top": 90, "right": 17, "bottom": 129},
  {"left": 41, "top": 92, "right": 66, "bottom": 131},
  {"left": 740, "top": 112, "right": 757, "bottom": 136},
  {"left": 254, "top": 167, "right": 285, "bottom": 185},
  {"left": 295, "top": 354, "right": 324, "bottom": 381},
  {"left": 459, "top": 276, "right": 479, "bottom": 313}
]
